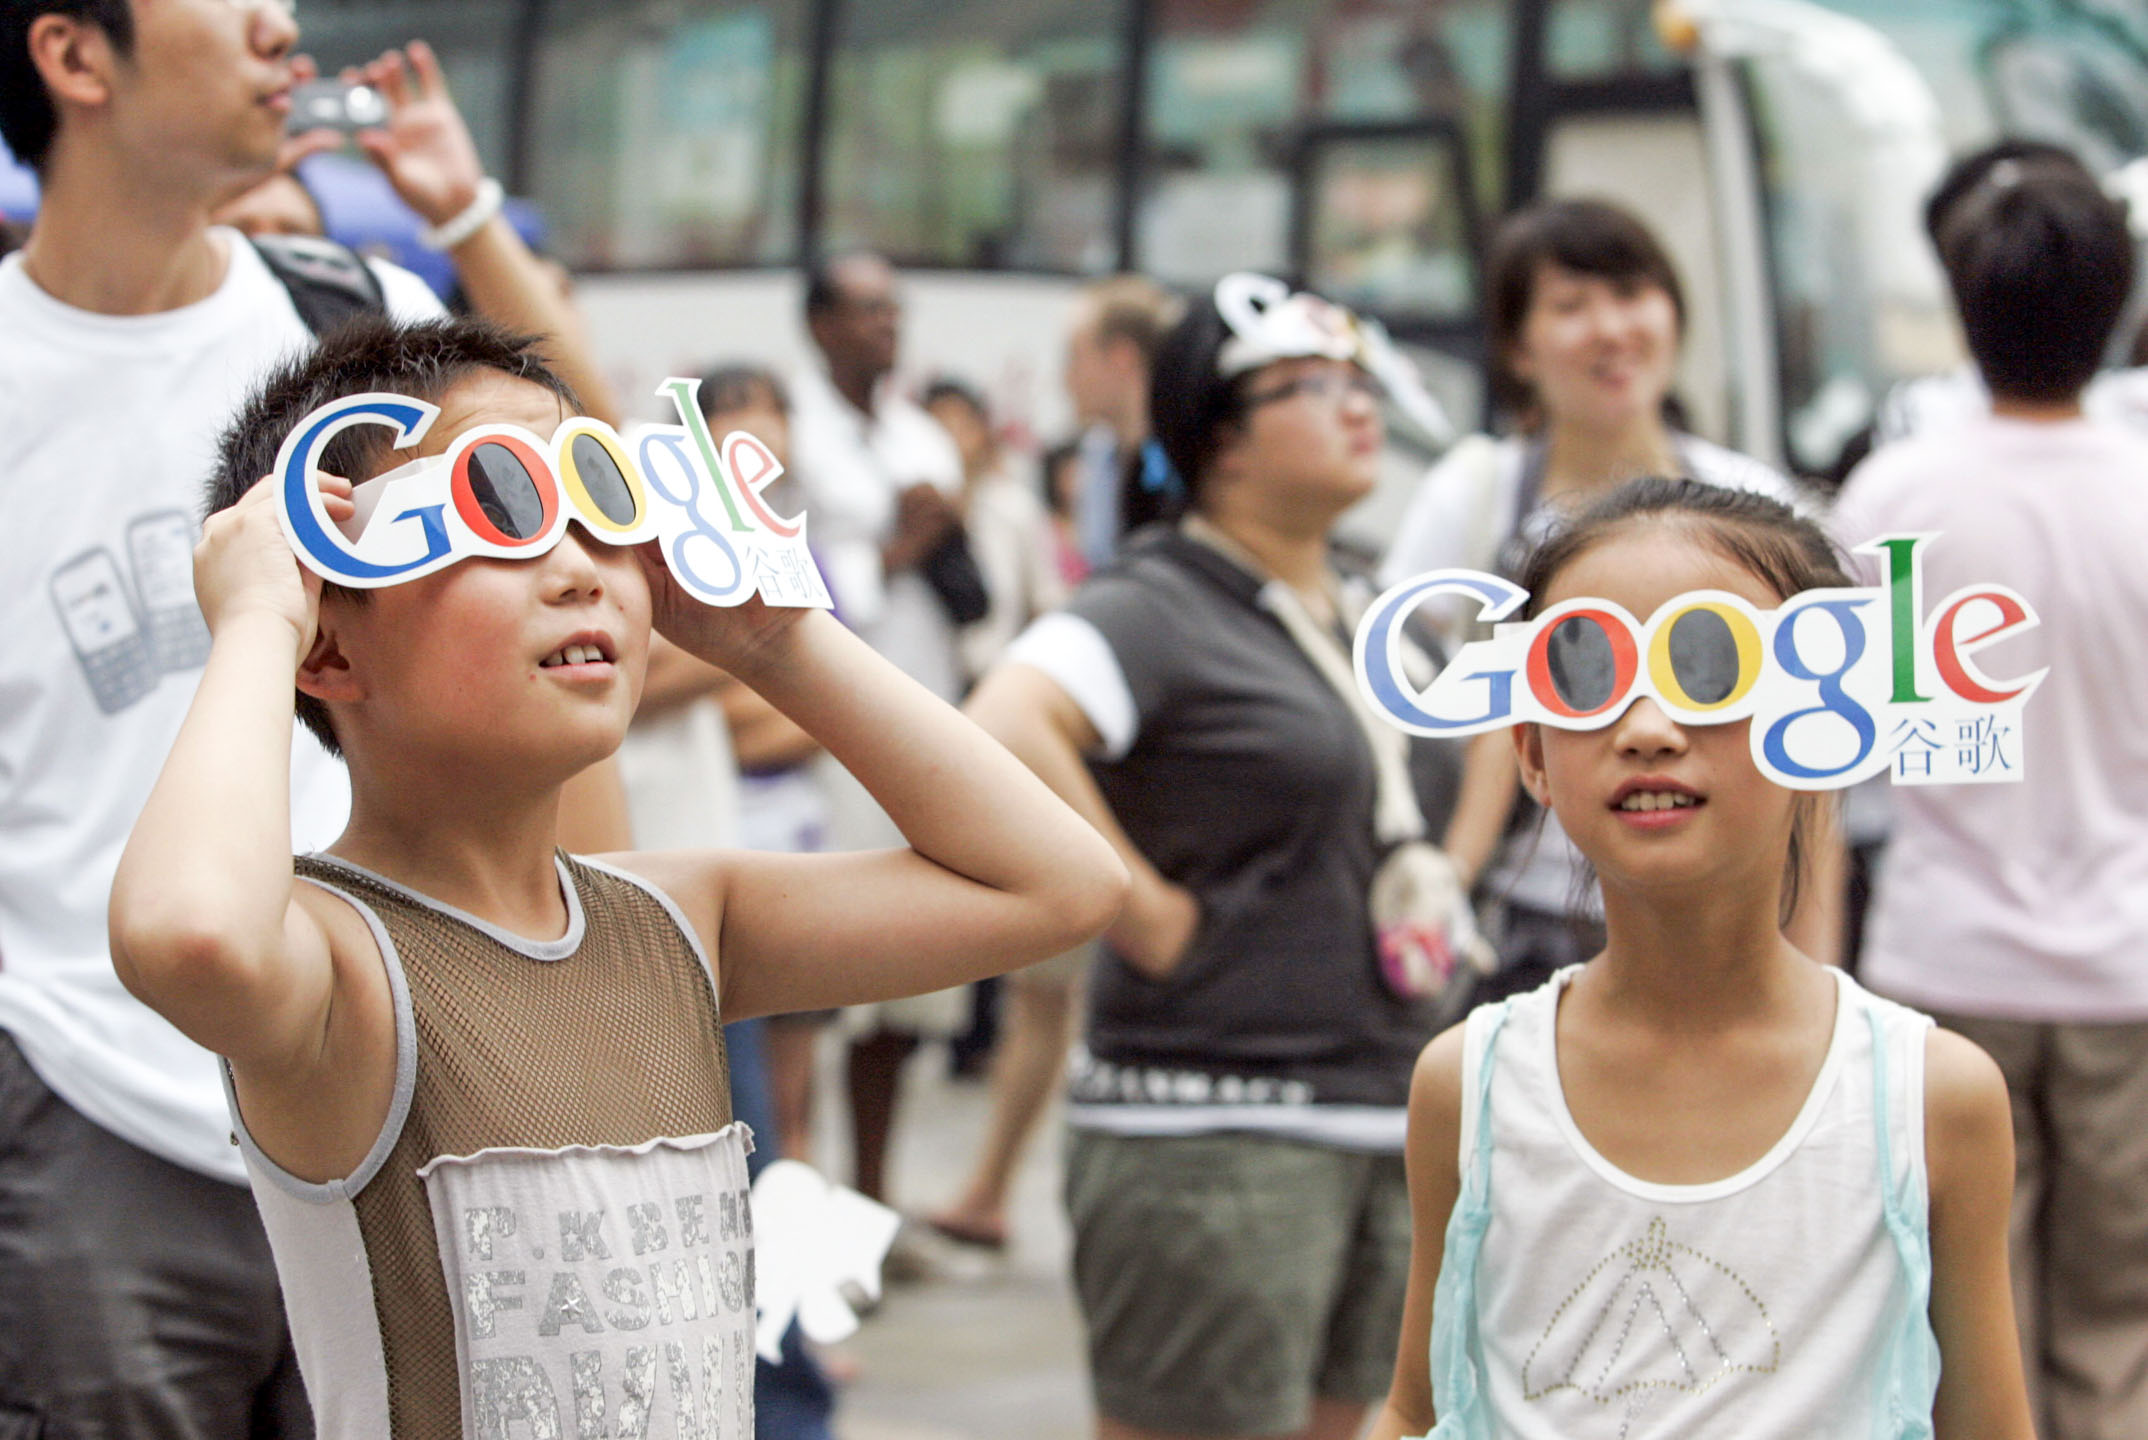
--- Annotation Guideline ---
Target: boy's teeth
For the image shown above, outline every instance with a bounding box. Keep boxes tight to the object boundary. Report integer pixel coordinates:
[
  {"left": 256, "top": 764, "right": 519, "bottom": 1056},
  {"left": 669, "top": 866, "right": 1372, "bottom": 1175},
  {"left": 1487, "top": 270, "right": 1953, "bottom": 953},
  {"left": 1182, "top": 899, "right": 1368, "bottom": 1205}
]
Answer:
[
  {"left": 542, "top": 644, "right": 605, "bottom": 668},
  {"left": 1619, "top": 791, "right": 1698, "bottom": 812}
]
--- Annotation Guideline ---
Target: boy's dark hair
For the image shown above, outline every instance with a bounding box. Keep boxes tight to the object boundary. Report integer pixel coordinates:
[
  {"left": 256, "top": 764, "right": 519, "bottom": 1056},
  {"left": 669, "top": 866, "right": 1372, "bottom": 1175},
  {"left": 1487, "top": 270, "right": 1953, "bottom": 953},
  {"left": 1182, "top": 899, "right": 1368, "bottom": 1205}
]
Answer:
[
  {"left": 1516, "top": 477, "right": 1849, "bottom": 924},
  {"left": 1486, "top": 198, "right": 1685, "bottom": 422},
  {"left": 1923, "top": 138, "right": 2089, "bottom": 248},
  {"left": 1937, "top": 158, "right": 2135, "bottom": 404},
  {"left": 1, "top": 0, "right": 133, "bottom": 171},
  {"left": 696, "top": 363, "right": 786, "bottom": 419},
  {"left": 209, "top": 316, "right": 580, "bottom": 755}
]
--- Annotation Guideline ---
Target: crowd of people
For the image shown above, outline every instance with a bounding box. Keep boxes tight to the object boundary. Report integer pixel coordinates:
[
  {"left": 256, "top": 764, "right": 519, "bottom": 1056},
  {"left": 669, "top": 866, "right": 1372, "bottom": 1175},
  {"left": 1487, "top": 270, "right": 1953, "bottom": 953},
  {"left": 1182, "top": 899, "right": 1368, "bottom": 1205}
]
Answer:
[{"left": 5, "top": 2, "right": 2148, "bottom": 1439}]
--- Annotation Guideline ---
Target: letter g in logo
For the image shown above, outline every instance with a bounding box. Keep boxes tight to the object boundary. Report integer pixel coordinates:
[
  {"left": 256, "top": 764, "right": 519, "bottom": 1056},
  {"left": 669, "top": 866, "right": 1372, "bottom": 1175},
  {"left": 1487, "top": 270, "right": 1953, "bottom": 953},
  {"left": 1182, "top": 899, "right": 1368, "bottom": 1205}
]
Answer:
[
  {"left": 274, "top": 392, "right": 451, "bottom": 584},
  {"left": 1355, "top": 570, "right": 1528, "bottom": 734}
]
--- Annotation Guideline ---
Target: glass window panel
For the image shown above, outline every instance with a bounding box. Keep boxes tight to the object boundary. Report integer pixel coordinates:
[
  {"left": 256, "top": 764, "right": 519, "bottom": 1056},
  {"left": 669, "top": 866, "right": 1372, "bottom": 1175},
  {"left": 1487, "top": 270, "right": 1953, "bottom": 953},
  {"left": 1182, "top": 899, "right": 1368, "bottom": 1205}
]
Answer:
[
  {"left": 1305, "top": 135, "right": 1475, "bottom": 323},
  {"left": 295, "top": 0, "right": 521, "bottom": 179},
  {"left": 820, "top": 0, "right": 1127, "bottom": 271},
  {"left": 1142, "top": 0, "right": 1507, "bottom": 288},
  {"left": 525, "top": 1, "right": 810, "bottom": 269},
  {"left": 1546, "top": 0, "right": 1680, "bottom": 80}
]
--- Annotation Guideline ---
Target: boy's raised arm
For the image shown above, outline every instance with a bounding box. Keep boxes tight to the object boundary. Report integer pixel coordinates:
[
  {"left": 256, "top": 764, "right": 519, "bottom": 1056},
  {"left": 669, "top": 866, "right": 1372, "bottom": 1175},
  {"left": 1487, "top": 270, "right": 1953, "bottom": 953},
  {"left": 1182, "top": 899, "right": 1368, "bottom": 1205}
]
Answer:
[
  {"left": 109, "top": 478, "right": 343, "bottom": 1071},
  {"left": 626, "top": 564, "right": 1128, "bottom": 1022}
]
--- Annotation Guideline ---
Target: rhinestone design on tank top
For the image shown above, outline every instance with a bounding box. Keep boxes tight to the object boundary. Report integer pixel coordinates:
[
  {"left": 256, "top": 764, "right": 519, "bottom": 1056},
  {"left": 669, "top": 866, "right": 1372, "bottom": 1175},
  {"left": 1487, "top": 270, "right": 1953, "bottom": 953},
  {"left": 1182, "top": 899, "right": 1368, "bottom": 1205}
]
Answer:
[{"left": 1524, "top": 1215, "right": 1779, "bottom": 1434}]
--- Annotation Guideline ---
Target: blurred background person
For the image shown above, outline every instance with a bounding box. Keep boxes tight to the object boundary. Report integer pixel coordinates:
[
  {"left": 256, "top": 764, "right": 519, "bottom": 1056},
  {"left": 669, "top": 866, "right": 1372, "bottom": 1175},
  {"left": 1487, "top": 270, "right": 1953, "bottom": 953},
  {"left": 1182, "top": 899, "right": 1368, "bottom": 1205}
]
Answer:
[
  {"left": 1833, "top": 153, "right": 2148, "bottom": 1440},
  {"left": 1062, "top": 274, "right": 1182, "bottom": 566},
  {"left": 679, "top": 365, "right": 835, "bottom": 1174},
  {"left": 918, "top": 376, "right": 1073, "bottom": 1253},
  {"left": 621, "top": 359, "right": 838, "bottom": 1440},
  {"left": 788, "top": 250, "right": 976, "bottom": 1209},
  {"left": 1379, "top": 197, "right": 1811, "bottom": 1004},
  {"left": 1877, "top": 139, "right": 2148, "bottom": 446},
  {"left": 971, "top": 281, "right": 1455, "bottom": 1440},
  {"left": 922, "top": 376, "right": 1067, "bottom": 686},
  {"left": 1039, "top": 438, "right": 1092, "bottom": 588}
]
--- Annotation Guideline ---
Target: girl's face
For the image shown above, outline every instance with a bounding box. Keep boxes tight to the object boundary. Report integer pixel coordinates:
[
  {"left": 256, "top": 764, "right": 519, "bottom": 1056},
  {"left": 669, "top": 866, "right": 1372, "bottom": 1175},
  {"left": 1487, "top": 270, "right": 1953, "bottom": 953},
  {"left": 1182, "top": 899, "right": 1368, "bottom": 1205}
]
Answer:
[
  {"left": 1515, "top": 523, "right": 1797, "bottom": 908},
  {"left": 1509, "top": 263, "right": 1680, "bottom": 436},
  {"left": 1209, "top": 357, "right": 1384, "bottom": 521}
]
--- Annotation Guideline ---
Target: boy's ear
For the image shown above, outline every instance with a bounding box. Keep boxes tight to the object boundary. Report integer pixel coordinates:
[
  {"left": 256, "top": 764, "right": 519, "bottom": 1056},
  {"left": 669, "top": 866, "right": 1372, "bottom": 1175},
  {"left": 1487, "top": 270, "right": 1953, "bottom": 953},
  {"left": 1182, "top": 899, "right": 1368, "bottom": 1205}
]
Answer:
[
  {"left": 1511, "top": 721, "right": 1552, "bottom": 807},
  {"left": 295, "top": 616, "right": 363, "bottom": 705},
  {"left": 26, "top": 13, "right": 119, "bottom": 115}
]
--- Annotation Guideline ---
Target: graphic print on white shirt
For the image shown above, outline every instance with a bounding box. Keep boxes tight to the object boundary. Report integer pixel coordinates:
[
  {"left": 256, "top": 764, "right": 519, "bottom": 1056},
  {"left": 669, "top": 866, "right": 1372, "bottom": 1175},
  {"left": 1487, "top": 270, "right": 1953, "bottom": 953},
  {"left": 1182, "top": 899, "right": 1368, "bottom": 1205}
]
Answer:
[
  {"left": 48, "top": 508, "right": 214, "bottom": 714},
  {"left": 420, "top": 1126, "right": 756, "bottom": 1440},
  {"left": 1524, "top": 1215, "right": 1779, "bottom": 1432}
]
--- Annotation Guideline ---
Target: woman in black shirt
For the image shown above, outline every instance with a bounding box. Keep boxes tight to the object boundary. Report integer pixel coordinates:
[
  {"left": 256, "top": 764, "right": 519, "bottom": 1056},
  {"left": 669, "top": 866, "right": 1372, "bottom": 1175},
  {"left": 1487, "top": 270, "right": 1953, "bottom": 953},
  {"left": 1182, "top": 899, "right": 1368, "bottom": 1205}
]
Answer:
[{"left": 968, "top": 276, "right": 1462, "bottom": 1440}]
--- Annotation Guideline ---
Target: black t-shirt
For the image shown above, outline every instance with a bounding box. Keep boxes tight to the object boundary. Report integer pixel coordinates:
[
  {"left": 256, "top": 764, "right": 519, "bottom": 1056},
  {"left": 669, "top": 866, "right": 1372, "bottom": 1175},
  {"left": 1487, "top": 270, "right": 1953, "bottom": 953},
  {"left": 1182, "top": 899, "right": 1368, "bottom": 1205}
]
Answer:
[{"left": 1020, "top": 527, "right": 1446, "bottom": 1143}]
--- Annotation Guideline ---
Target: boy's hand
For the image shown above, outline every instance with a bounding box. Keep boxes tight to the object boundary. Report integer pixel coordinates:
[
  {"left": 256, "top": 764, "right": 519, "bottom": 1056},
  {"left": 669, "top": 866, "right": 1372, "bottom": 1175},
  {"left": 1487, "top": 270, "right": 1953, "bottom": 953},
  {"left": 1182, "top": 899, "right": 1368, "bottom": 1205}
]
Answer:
[
  {"left": 196, "top": 475, "right": 351, "bottom": 649},
  {"left": 634, "top": 545, "right": 809, "bottom": 682}
]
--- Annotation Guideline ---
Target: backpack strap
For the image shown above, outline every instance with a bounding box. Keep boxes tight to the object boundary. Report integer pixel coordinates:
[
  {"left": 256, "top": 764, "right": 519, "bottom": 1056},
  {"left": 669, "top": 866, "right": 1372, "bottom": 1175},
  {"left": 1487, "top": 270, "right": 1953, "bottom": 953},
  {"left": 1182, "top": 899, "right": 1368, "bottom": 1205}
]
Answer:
[{"left": 250, "top": 233, "right": 388, "bottom": 338}]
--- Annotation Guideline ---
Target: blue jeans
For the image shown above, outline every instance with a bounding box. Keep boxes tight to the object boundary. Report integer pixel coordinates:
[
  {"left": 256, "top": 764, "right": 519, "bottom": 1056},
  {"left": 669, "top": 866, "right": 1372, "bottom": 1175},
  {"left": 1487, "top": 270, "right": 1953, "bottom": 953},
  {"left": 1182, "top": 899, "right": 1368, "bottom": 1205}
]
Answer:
[{"left": 726, "top": 1018, "right": 838, "bottom": 1440}]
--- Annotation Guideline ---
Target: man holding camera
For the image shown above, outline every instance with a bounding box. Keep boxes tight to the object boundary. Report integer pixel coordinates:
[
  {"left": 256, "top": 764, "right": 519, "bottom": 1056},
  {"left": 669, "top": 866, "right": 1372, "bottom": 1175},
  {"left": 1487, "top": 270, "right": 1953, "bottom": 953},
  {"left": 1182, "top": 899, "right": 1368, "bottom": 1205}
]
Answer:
[{"left": 0, "top": 1, "right": 462, "bottom": 1430}]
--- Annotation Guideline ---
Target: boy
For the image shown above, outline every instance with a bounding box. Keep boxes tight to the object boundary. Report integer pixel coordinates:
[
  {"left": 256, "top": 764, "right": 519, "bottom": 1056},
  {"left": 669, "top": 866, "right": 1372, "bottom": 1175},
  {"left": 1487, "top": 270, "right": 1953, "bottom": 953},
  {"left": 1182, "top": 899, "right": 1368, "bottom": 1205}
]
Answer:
[
  {"left": 1833, "top": 154, "right": 2148, "bottom": 1437},
  {"left": 108, "top": 316, "right": 1126, "bottom": 1437}
]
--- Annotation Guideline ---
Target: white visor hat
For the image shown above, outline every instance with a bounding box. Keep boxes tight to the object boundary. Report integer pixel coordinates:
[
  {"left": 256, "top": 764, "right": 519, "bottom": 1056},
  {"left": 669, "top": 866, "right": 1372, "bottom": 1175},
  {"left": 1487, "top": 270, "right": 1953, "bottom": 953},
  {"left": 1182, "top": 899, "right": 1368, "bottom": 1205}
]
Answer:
[{"left": 1212, "top": 272, "right": 1453, "bottom": 444}]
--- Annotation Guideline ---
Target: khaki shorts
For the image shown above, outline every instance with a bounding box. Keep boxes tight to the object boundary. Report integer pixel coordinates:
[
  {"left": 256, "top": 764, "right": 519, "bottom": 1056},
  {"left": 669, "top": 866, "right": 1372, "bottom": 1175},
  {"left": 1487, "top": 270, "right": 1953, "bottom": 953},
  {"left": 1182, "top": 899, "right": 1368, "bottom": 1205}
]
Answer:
[{"left": 1065, "top": 1127, "right": 1411, "bottom": 1435}]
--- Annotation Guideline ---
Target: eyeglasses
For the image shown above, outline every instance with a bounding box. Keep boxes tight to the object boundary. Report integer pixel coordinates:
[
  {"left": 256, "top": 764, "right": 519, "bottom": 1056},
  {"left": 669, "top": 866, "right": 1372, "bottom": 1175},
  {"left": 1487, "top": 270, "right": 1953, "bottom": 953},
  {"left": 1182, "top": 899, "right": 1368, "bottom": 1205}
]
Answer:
[{"left": 1240, "top": 368, "right": 1381, "bottom": 411}]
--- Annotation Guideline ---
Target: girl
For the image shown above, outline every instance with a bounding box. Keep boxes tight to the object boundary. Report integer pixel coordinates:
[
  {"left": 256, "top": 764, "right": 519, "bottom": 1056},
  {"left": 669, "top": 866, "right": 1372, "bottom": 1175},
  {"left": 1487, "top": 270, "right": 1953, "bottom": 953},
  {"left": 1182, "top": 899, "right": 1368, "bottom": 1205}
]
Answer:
[
  {"left": 1369, "top": 480, "right": 2030, "bottom": 1439},
  {"left": 1381, "top": 200, "right": 1806, "bottom": 1003}
]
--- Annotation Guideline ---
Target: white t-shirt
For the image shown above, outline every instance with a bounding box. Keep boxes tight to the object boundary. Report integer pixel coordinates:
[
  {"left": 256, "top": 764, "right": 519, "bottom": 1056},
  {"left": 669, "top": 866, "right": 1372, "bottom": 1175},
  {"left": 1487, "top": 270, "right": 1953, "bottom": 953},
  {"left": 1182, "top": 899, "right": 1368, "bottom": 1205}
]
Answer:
[
  {"left": 1833, "top": 415, "right": 2148, "bottom": 1022},
  {"left": 1879, "top": 365, "right": 2148, "bottom": 445},
  {"left": 0, "top": 230, "right": 442, "bottom": 1182},
  {"left": 786, "top": 363, "right": 967, "bottom": 703}
]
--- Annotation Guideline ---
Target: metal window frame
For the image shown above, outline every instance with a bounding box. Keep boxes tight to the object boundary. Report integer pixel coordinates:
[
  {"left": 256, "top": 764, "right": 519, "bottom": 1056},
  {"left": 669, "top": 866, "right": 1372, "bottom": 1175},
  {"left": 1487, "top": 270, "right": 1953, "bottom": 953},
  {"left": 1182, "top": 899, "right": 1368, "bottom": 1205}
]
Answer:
[{"left": 515, "top": 0, "right": 1703, "bottom": 300}]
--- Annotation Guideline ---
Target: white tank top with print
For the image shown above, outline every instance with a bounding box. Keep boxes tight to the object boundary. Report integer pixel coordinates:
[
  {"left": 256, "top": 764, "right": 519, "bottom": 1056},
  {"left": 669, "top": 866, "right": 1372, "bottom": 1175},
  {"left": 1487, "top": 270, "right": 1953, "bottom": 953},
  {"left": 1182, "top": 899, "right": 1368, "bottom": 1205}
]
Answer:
[{"left": 1456, "top": 967, "right": 1932, "bottom": 1439}]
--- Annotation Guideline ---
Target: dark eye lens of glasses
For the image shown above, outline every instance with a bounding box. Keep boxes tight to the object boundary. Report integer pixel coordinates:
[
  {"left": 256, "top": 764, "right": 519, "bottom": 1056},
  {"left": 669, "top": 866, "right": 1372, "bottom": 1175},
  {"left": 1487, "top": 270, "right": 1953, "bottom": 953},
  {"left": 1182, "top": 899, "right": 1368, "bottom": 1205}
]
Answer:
[
  {"left": 466, "top": 443, "right": 548, "bottom": 541},
  {"left": 1666, "top": 608, "right": 1741, "bottom": 705},
  {"left": 571, "top": 434, "right": 638, "bottom": 525},
  {"left": 1546, "top": 615, "right": 1620, "bottom": 712}
]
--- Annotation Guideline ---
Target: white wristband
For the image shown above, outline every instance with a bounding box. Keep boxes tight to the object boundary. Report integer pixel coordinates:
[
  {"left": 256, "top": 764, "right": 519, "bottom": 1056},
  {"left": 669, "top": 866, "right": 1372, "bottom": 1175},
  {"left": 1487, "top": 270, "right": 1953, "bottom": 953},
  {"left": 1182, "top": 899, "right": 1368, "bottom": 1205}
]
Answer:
[{"left": 418, "top": 177, "right": 504, "bottom": 251}]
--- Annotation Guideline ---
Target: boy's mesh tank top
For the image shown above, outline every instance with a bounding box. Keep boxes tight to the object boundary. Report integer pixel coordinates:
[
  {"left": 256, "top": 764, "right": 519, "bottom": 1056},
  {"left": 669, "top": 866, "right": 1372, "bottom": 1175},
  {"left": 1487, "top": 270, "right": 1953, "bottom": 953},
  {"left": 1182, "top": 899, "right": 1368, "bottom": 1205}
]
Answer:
[{"left": 230, "top": 853, "right": 751, "bottom": 1440}]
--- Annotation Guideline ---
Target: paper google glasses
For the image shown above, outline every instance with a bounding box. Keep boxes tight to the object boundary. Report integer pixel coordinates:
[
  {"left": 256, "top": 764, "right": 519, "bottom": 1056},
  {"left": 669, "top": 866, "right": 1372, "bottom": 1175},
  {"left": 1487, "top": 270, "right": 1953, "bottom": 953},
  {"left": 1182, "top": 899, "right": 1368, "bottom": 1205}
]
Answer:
[
  {"left": 273, "top": 377, "right": 831, "bottom": 609},
  {"left": 1355, "top": 537, "right": 2043, "bottom": 790}
]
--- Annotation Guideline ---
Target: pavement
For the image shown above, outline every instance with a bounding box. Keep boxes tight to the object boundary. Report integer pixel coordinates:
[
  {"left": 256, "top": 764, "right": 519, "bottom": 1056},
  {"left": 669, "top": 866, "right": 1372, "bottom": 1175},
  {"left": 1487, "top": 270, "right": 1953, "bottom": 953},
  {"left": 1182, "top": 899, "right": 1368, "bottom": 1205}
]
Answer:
[{"left": 800, "top": 1036, "right": 1094, "bottom": 1440}]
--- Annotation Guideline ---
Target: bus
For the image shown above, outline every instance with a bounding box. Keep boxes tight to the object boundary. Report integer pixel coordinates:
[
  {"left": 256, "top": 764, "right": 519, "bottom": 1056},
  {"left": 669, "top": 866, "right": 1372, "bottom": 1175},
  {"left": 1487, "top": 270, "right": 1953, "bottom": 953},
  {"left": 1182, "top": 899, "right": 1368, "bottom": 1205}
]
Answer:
[{"left": 16, "top": 1, "right": 2140, "bottom": 512}]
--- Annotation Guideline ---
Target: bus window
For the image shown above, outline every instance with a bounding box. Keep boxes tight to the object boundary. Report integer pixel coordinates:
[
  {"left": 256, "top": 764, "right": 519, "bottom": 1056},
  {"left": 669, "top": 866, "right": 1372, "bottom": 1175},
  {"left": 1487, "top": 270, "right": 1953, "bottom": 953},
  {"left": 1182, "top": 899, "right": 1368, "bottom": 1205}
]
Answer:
[
  {"left": 525, "top": 1, "right": 813, "bottom": 270},
  {"left": 1142, "top": 0, "right": 1510, "bottom": 286},
  {"left": 820, "top": 0, "right": 1128, "bottom": 271},
  {"left": 1301, "top": 130, "right": 1477, "bottom": 326}
]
